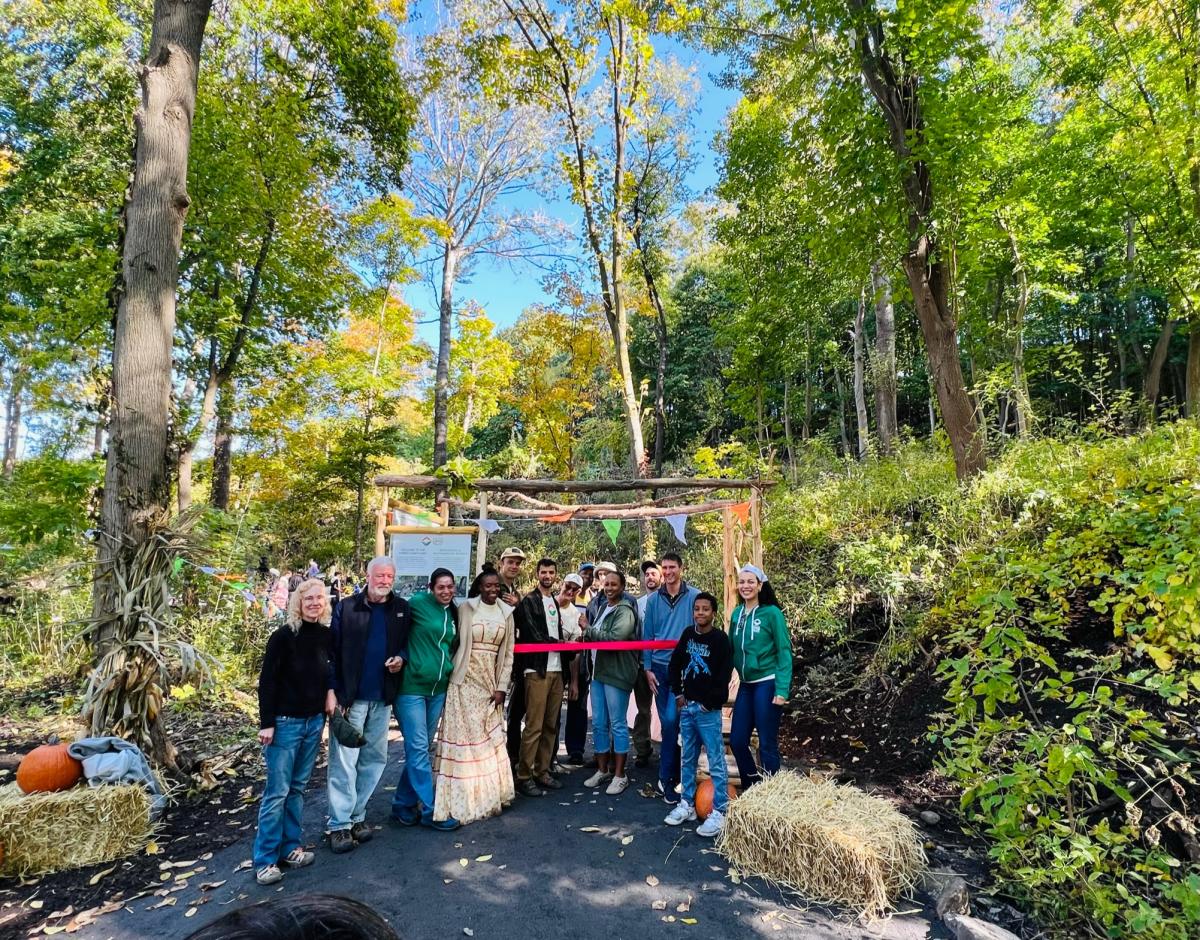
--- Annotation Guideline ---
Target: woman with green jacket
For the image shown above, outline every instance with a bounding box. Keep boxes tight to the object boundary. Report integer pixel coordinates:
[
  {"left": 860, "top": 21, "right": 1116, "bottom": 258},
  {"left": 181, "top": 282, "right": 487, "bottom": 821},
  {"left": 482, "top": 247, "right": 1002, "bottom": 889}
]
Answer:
[
  {"left": 729, "top": 563, "right": 792, "bottom": 788},
  {"left": 582, "top": 570, "right": 639, "bottom": 795}
]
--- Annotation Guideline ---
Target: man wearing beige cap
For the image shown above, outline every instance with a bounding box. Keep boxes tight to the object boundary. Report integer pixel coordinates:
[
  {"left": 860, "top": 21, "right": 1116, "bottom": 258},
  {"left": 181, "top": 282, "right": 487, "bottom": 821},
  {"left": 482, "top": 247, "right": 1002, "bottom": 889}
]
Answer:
[{"left": 497, "top": 546, "right": 526, "bottom": 607}]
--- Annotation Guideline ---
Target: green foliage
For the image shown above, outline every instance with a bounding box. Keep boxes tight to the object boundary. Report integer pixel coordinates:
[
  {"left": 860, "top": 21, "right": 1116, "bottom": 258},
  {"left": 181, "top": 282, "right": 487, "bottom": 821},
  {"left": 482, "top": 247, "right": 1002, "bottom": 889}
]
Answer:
[{"left": 934, "top": 425, "right": 1200, "bottom": 938}]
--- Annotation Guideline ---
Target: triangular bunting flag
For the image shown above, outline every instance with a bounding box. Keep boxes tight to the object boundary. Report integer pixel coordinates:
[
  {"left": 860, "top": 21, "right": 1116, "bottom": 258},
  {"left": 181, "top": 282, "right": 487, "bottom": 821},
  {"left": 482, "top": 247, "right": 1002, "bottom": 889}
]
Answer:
[
  {"left": 198, "top": 565, "right": 219, "bottom": 576},
  {"left": 602, "top": 519, "right": 621, "bottom": 546},
  {"left": 542, "top": 510, "right": 576, "bottom": 523},
  {"left": 665, "top": 513, "right": 688, "bottom": 544},
  {"left": 171, "top": 556, "right": 185, "bottom": 575},
  {"left": 730, "top": 501, "right": 751, "bottom": 525},
  {"left": 477, "top": 518, "right": 502, "bottom": 533}
]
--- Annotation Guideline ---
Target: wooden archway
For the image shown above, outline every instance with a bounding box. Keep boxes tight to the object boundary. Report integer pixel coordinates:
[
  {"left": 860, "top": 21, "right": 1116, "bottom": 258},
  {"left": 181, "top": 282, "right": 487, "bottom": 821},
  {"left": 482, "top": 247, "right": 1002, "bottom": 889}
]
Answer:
[{"left": 371, "top": 475, "right": 774, "bottom": 619}]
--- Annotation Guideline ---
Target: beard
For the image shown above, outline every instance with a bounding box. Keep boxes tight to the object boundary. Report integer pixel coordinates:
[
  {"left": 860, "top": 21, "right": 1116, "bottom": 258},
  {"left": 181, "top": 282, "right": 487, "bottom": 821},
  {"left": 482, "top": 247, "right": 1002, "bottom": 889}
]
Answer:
[{"left": 367, "top": 587, "right": 391, "bottom": 603}]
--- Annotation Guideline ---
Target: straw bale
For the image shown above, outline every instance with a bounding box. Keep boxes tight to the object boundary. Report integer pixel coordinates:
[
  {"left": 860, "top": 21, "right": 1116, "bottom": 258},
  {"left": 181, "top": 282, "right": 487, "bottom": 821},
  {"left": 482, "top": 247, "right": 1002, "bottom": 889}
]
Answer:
[
  {"left": 716, "top": 770, "right": 926, "bottom": 920},
  {"left": 0, "top": 782, "right": 153, "bottom": 876}
]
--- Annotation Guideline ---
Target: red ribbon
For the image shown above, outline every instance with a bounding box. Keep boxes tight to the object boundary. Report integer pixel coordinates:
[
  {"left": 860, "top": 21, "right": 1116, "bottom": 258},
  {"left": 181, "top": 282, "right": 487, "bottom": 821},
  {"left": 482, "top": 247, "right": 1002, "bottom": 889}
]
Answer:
[{"left": 512, "top": 640, "right": 678, "bottom": 653}]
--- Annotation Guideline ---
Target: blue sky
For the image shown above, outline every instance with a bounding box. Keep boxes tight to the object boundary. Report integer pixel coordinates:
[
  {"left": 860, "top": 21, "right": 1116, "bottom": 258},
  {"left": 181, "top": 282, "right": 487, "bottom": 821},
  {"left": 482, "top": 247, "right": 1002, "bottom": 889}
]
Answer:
[{"left": 402, "top": 35, "right": 741, "bottom": 347}]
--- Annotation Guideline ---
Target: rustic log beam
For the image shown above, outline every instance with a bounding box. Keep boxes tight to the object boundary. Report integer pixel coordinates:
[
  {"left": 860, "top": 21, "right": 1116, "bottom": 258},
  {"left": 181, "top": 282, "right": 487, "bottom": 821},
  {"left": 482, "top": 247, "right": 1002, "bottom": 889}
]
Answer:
[
  {"left": 446, "top": 497, "right": 748, "bottom": 520},
  {"left": 373, "top": 474, "right": 775, "bottom": 494},
  {"left": 504, "top": 489, "right": 722, "bottom": 512}
]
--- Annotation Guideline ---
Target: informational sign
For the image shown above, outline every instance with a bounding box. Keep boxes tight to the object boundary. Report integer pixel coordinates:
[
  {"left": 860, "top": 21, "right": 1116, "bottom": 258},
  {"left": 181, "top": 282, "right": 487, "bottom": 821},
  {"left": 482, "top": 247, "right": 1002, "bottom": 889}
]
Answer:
[{"left": 389, "top": 530, "right": 474, "bottom": 598}]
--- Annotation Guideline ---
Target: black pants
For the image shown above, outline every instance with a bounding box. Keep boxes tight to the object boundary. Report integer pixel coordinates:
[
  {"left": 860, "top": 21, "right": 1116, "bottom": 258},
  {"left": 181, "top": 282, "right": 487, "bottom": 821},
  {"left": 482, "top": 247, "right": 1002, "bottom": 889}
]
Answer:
[
  {"left": 564, "top": 672, "right": 590, "bottom": 757},
  {"left": 506, "top": 674, "right": 526, "bottom": 766}
]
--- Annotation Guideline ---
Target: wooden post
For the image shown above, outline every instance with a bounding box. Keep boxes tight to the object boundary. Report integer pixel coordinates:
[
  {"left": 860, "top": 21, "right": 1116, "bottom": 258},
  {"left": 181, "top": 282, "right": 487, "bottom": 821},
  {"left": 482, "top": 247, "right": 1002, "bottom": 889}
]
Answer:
[
  {"left": 750, "top": 485, "right": 763, "bottom": 568},
  {"left": 374, "top": 486, "right": 389, "bottom": 558},
  {"left": 438, "top": 499, "right": 450, "bottom": 527},
  {"left": 722, "top": 506, "right": 736, "bottom": 624},
  {"left": 475, "top": 491, "right": 489, "bottom": 574}
]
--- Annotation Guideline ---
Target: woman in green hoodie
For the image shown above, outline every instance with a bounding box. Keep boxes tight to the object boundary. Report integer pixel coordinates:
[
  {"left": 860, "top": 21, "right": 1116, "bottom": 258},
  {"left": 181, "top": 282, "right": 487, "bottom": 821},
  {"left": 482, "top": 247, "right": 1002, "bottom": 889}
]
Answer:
[
  {"left": 582, "top": 570, "right": 639, "bottom": 795},
  {"left": 391, "top": 568, "right": 460, "bottom": 831},
  {"left": 729, "top": 563, "right": 792, "bottom": 788}
]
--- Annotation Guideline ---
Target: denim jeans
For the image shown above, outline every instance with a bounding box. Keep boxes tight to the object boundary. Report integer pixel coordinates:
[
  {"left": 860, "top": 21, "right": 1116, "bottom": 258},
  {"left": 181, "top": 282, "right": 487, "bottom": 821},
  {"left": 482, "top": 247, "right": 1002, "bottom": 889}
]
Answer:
[
  {"left": 680, "top": 701, "right": 728, "bottom": 814},
  {"left": 326, "top": 700, "right": 391, "bottom": 831},
  {"left": 590, "top": 680, "right": 632, "bottom": 755},
  {"left": 652, "top": 664, "right": 680, "bottom": 788},
  {"left": 730, "top": 679, "right": 782, "bottom": 788},
  {"left": 253, "top": 714, "right": 324, "bottom": 867},
  {"left": 391, "top": 692, "right": 446, "bottom": 819}
]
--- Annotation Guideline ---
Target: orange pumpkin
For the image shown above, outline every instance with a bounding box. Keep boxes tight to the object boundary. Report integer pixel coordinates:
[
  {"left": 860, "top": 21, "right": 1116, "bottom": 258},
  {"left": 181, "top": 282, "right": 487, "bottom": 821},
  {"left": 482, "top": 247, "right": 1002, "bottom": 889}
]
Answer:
[
  {"left": 695, "top": 777, "right": 738, "bottom": 820},
  {"left": 16, "top": 742, "right": 83, "bottom": 794}
]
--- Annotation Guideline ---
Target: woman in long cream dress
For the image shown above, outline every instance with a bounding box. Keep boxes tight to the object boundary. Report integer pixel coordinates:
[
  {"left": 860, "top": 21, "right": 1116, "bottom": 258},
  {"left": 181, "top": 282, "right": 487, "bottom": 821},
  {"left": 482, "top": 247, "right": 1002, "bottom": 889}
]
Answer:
[{"left": 432, "top": 570, "right": 516, "bottom": 824}]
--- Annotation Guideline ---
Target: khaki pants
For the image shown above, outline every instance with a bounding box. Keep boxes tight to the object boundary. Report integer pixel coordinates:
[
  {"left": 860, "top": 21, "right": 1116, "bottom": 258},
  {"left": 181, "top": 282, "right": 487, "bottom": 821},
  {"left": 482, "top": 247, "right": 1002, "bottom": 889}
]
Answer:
[{"left": 519, "top": 671, "right": 564, "bottom": 781}]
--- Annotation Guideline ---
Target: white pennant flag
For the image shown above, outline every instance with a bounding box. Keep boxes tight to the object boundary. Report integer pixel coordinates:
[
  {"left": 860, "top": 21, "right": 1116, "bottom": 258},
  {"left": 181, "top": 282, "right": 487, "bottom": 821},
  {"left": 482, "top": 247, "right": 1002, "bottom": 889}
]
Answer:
[{"left": 665, "top": 513, "right": 688, "bottom": 544}]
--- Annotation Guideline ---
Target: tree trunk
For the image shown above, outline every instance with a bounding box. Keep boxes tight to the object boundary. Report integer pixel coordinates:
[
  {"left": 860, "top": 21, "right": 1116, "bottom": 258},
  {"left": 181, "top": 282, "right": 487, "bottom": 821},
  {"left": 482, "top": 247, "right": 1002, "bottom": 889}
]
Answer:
[
  {"left": 353, "top": 284, "right": 390, "bottom": 572},
  {"left": 853, "top": 292, "right": 870, "bottom": 460},
  {"left": 1122, "top": 218, "right": 1146, "bottom": 391},
  {"left": 1187, "top": 326, "right": 1200, "bottom": 418},
  {"left": 833, "top": 364, "right": 850, "bottom": 457},
  {"left": 93, "top": 413, "right": 106, "bottom": 458},
  {"left": 3, "top": 366, "right": 25, "bottom": 479},
  {"left": 1144, "top": 319, "right": 1180, "bottom": 417},
  {"left": 177, "top": 354, "right": 218, "bottom": 513},
  {"left": 782, "top": 373, "right": 795, "bottom": 472},
  {"left": 870, "top": 262, "right": 897, "bottom": 454},
  {"left": 209, "top": 379, "right": 234, "bottom": 510},
  {"left": 852, "top": 7, "right": 984, "bottom": 478},
  {"left": 432, "top": 243, "right": 457, "bottom": 470},
  {"left": 93, "top": 0, "right": 213, "bottom": 653},
  {"left": 651, "top": 285, "right": 668, "bottom": 477}
]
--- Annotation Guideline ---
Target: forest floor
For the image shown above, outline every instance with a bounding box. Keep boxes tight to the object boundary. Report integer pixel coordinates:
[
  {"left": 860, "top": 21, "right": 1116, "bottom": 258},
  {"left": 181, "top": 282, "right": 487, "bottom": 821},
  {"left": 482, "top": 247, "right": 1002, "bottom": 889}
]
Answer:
[{"left": 0, "top": 667, "right": 1035, "bottom": 940}]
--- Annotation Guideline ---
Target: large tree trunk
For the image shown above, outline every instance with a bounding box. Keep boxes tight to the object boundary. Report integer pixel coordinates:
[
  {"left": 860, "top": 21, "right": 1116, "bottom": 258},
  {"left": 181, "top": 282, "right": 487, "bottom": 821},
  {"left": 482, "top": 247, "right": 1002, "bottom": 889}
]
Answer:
[
  {"left": 93, "top": 0, "right": 213, "bottom": 653},
  {"left": 650, "top": 285, "right": 668, "bottom": 477},
  {"left": 3, "top": 365, "right": 25, "bottom": 479},
  {"left": 177, "top": 353, "right": 218, "bottom": 512},
  {"left": 209, "top": 379, "right": 234, "bottom": 510},
  {"left": 870, "top": 262, "right": 897, "bottom": 454},
  {"left": 432, "top": 243, "right": 457, "bottom": 470},
  {"left": 852, "top": 5, "right": 984, "bottom": 478},
  {"left": 853, "top": 293, "right": 870, "bottom": 460},
  {"left": 1144, "top": 319, "right": 1180, "bottom": 417}
]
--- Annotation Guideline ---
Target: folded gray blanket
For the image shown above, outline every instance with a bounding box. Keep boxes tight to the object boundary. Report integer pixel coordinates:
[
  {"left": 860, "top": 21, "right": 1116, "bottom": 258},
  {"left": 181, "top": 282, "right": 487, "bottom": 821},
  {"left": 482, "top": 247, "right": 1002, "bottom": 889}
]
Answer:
[{"left": 67, "top": 737, "right": 167, "bottom": 818}]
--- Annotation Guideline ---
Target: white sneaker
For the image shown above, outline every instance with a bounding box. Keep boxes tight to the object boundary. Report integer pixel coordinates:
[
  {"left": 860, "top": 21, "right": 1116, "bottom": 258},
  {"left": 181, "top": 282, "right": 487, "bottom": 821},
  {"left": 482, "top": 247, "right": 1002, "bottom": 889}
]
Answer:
[
  {"left": 283, "top": 848, "right": 314, "bottom": 868},
  {"left": 584, "top": 770, "right": 613, "bottom": 788},
  {"left": 664, "top": 801, "right": 697, "bottom": 826},
  {"left": 256, "top": 864, "right": 282, "bottom": 885},
  {"left": 605, "top": 775, "right": 629, "bottom": 795},
  {"left": 696, "top": 809, "right": 725, "bottom": 838}
]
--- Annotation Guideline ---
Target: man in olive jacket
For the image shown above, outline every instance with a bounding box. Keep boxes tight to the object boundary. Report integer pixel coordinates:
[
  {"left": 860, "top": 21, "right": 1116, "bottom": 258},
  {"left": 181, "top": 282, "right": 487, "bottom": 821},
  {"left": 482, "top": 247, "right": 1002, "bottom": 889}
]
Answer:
[{"left": 327, "top": 557, "right": 411, "bottom": 853}]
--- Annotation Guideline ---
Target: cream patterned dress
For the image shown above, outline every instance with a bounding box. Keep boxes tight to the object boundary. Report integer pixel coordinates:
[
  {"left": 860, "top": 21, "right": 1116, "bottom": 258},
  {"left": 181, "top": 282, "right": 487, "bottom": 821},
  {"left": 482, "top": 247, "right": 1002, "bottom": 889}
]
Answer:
[{"left": 432, "top": 599, "right": 515, "bottom": 824}]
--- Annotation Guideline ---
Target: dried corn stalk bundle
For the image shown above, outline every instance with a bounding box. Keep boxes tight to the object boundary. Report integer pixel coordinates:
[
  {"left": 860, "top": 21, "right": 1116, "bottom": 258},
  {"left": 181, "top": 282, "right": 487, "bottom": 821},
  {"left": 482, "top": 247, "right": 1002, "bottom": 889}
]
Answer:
[{"left": 717, "top": 770, "right": 926, "bottom": 920}]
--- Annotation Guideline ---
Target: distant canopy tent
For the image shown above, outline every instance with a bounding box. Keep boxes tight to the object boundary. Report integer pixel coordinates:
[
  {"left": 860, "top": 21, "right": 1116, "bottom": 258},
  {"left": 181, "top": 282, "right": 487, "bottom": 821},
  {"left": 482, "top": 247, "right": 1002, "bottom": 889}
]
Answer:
[{"left": 371, "top": 475, "right": 774, "bottom": 619}]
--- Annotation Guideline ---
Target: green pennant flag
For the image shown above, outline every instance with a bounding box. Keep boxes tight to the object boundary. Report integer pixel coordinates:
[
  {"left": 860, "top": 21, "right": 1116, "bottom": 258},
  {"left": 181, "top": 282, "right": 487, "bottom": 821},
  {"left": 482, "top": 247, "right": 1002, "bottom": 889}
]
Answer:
[
  {"left": 229, "top": 581, "right": 250, "bottom": 591},
  {"left": 171, "top": 556, "right": 185, "bottom": 576},
  {"left": 602, "top": 519, "right": 621, "bottom": 546}
]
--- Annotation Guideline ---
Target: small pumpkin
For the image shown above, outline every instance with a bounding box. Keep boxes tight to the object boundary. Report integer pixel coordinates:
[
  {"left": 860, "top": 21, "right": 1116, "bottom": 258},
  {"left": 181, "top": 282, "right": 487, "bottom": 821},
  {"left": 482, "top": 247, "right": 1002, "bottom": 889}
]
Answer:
[
  {"left": 16, "top": 741, "right": 83, "bottom": 794},
  {"left": 694, "top": 777, "right": 738, "bottom": 820}
]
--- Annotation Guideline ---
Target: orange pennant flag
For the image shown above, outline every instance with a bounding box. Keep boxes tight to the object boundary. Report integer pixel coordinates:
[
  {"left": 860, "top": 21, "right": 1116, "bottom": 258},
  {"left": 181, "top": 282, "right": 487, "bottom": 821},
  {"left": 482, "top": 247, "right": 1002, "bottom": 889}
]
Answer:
[
  {"left": 541, "top": 510, "right": 576, "bottom": 523},
  {"left": 730, "top": 501, "right": 751, "bottom": 525}
]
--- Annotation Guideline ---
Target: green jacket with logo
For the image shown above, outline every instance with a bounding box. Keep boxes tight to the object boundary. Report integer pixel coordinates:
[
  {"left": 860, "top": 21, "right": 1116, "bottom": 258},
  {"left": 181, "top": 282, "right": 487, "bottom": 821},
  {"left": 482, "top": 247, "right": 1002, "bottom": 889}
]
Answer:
[
  {"left": 728, "top": 603, "right": 792, "bottom": 700},
  {"left": 398, "top": 591, "right": 459, "bottom": 696}
]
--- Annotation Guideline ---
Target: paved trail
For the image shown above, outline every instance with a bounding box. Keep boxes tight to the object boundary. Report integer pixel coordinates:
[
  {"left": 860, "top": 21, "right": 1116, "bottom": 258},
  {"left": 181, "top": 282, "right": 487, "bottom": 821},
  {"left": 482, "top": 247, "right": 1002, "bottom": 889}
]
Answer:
[{"left": 77, "top": 733, "right": 946, "bottom": 940}]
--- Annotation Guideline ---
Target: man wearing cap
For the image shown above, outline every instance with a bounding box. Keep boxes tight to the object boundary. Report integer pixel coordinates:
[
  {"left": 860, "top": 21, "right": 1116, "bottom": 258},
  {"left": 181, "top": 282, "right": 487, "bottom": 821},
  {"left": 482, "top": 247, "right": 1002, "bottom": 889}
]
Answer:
[
  {"left": 497, "top": 547, "right": 525, "bottom": 607},
  {"left": 576, "top": 562, "right": 596, "bottom": 606},
  {"left": 642, "top": 552, "right": 700, "bottom": 803},
  {"left": 630, "top": 560, "right": 661, "bottom": 769}
]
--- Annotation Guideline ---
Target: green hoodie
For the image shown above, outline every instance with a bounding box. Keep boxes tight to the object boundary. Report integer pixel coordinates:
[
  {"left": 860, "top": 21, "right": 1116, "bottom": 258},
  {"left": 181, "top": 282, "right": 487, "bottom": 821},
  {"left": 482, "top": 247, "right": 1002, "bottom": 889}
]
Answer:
[
  {"left": 729, "top": 603, "right": 792, "bottom": 700},
  {"left": 584, "top": 596, "right": 639, "bottom": 692},
  {"left": 398, "top": 591, "right": 458, "bottom": 696}
]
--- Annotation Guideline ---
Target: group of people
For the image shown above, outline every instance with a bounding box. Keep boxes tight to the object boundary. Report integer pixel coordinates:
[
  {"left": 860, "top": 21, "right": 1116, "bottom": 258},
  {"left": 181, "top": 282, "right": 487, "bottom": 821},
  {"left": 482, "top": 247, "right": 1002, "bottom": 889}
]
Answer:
[{"left": 251, "top": 546, "right": 793, "bottom": 889}]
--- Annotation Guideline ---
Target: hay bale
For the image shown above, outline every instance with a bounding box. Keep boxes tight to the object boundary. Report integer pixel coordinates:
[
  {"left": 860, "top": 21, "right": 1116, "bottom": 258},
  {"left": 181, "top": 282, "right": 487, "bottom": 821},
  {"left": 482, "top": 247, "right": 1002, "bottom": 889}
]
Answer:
[
  {"left": 716, "top": 770, "right": 926, "bottom": 920},
  {"left": 0, "top": 782, "right": 153, "bottom": 876}
]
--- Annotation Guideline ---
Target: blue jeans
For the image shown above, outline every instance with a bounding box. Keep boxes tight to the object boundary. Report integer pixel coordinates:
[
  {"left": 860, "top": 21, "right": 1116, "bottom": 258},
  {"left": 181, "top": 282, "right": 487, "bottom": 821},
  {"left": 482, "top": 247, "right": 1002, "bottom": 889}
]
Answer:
[
  {"left": 680, "top": 701, "right": 729, "bottom": 814},
  {"left": 392, "top": 693, "right": 446, "bottom": 819},
  {"left": 253, "top": 714, "right": 324, "bottom": 867},
  {"left": 326, "top": 700, "right": 391, "bottom": 831},
  {"left": 590, "top": 680, "right": 631, "bottom": 755},
  {"left": 730, "top": 679, "right": 782, "bottom": 787},
  {"left": 651, "top": 664, "right": 680, "bottom": 788}
]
